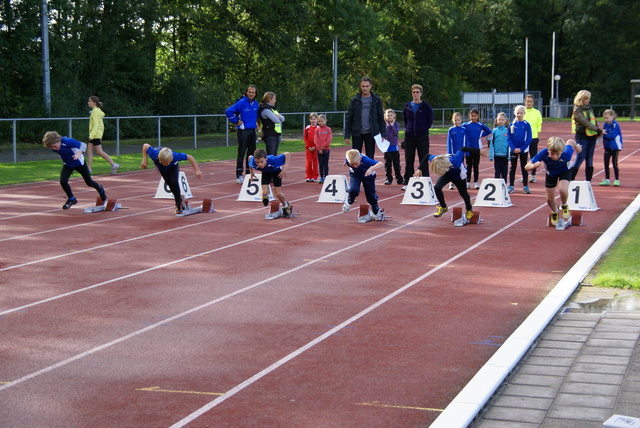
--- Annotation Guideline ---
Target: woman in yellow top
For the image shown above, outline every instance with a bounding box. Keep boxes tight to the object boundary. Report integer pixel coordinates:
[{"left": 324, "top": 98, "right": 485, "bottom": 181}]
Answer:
[
  {"left": 88, "top": 96, "right": 119, "bottom": 174},
  {"left": 524, "top": 94, "right": 543, "bottom": 183}
]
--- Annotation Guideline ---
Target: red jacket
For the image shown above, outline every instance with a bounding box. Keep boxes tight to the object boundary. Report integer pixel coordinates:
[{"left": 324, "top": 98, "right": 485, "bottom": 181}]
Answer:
[
  {"left": 304, "top": 125, "right": 317, "bottom": 149},
  {"left": 315, "top": 125, "right": 332, "bottom": 151}
]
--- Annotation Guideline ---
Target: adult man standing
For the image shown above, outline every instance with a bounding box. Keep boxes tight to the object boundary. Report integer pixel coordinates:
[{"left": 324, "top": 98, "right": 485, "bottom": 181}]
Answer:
[
  {"left": 402, "top": 84, "right": 433, "bottom": 183},
  {"left": 524, "top": 94, "right": 543, "bottom": 183},
  {"left": 226, "top": 85, "right": 259, "bottom": 183},
  {"left": 344, "top": 77, "right": 386, "bottom": 159}
]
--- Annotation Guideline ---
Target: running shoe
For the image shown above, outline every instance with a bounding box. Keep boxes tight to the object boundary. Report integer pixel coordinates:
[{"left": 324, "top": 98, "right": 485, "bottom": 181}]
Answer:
[
  {"left": 599, "top": 179, "right": 610, "bottom": 186},
  {"left": 110, "top": 163, "right": 120, "bottom": 175},
  {"left": 62, "top": 197, "right": 78, "bottom": 210},
  {"left": 550, "top": 212, "right": 558, "bottom": 226},
  {"left": 434, "top": 206, "right": 448, "bottom": 218},
  {"left": 613, "top": 180, "right": 620, "bottom": 186},
  {"left": 523, "top": 186, "right": 531, "bottom": 194},
  {"left": 561, "top": 204, "right": 571, "bottom": 220},
  {"left": 342, "top": 201, "right": 351, "bottom": 213}
]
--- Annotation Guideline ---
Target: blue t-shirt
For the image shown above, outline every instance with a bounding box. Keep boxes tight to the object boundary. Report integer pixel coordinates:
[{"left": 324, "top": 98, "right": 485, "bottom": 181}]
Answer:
[
  {"left": 346, "top": 154, "right": 379, "bottom": 179},
  {"left": 248, "top": 154, "right": 286, "bottom": 174},
  {"left": 146, "top": 146, "right": 188, "bottom": 174},
  {"left": 52, "top": 137, "right": 87, "bottom": 168},
  {"left": 531, "top": 146, "right": 574, "bottom": 177},
  {"left": 428, "top": 150, "right": 468, "bottom": 181}
]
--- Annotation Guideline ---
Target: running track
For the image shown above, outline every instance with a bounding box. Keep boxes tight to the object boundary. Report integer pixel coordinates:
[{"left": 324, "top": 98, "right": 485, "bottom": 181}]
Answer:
[{"left": 1, "top": 122, "right": 639, "bottom": 427}]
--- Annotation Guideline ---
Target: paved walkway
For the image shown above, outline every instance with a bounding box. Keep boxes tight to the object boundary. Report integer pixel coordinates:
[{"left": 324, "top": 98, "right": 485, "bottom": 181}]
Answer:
[{"left": 473, "top": 289, "right": 640, "bottom": 427}]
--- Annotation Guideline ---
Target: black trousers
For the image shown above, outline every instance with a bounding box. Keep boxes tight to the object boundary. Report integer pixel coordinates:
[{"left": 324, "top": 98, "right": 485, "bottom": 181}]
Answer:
[{"left": 60, "top": 163, "right": 101, "bottom": 198}]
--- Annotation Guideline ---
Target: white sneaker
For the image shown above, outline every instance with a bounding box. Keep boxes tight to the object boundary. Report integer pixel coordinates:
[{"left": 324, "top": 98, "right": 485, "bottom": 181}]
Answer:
[
  {"left": 466, "top": 182, "right": 470, "bottom": 189},
  {"left": 474, "top": 182, "right": 479, "bottom": 189},
  {"left": 373, "top": 210, "right": 385, "bottom": 221},
  {"left": 342, "top": 201, "right": 351, "bottom": 213},
  {"left": 236, "top": 176, "right": 244, "bottom": 184},
  {"left": 110, "top": 163, "right": 120, "bottom": 175},
  {"left": 449, "top": 183, "right": 454, "bottom": 190}
]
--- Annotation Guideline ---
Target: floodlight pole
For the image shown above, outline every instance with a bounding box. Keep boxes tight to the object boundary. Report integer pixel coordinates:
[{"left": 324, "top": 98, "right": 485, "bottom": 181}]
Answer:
[
  {"left": 550, "top": 32, "right": 556, "bottom": 100},
  {"left": 41, "top": 0, "right": 51, "bottom": 117},
  {"left": 524, "top": 37, "right": 528, "bottom": 94},
  {"left": 333, "top": 36, "right": 338, "bottom": 110}
]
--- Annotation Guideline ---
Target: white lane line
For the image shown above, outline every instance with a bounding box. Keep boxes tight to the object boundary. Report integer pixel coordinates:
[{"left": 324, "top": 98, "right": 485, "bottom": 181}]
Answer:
[{"left": 168, "top": 203, "right": 549, "bottom": 427}]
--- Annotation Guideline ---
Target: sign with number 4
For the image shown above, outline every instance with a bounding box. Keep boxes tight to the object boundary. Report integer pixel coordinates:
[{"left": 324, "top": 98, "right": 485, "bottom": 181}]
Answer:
[
  {"left": 401, "top": 177, "right": 437, "bottom": 205},
  {"left": 317, "top": 175, "right": 349, "bottom": 203},
  {"left": 237, "top": 174, "right": 274, "bottom": 202}
]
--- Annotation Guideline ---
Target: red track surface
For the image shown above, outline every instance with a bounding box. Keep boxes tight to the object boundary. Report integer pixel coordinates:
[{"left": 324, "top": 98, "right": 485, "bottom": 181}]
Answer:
[{"left": 1, "top": 122, "right": 639, "bottom": 427}]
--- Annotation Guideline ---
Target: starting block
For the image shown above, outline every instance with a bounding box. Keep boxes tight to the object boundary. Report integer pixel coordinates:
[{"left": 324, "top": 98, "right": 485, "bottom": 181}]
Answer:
[
  {"left": 265, "top": 201, "right": 295, "bottom": 220},
  {"left": 547, "top": 211, "right": 583, "bottom": 230},
  {"left": 356, "top": 205, "right": 385, "bottom": 223},
  {"left": 83, "top": 197, "right": 123, "bottom": 214},
  {"left": 175, "top": 199, "right": 215, "bottom": 217},
  {"left": 451, "top": 207, "right": 481, "bottom": 227}
]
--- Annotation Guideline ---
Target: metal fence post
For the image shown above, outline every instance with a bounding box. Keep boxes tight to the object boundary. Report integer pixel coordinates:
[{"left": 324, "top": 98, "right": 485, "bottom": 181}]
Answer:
[
  {"left": 157, "top": 116, "right": 161, "bottom": 147},
  {"left": 12, "top": 119, "right": 17, "bottom": 164},
  {"left": 115, "top": 117, "right": 120, "bottom": 156},
  {"left": 193, "top": 116, "right": 197, "bottom": 149}
]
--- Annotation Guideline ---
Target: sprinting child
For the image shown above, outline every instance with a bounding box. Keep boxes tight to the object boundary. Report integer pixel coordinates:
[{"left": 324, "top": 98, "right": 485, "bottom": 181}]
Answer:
[
  {"left": 446, "top": 112, "right": 466, "bottom": 189},
  {"left": 303, "top": 112, "right": 319, "bottom": 182},
  {"left": 414, "top": 146, "right": 488, "bottom": 220},
  {"left": 600, "top": 109, "right": 623, "bottom": 186},
  {"left": 87, "top": 96, "right": 119, "bottom": 174},
  {"left": 508, "top": 105, "right": 532, "bottom": 194},
  {"left": 525, "top": 137, "right": 582, "bottom": 226},
  {"left": 462, "top": 108, "right": 491, "bottom": 189},
  {"left": 490, "top": 112, "right": 510, "bottom": 181},
  {"left": 342, "top": 149, "right": 385, "bottom": 221},
  {"left": 383, "top": 109, "right": 403, "bottom": 185},
  {"left": 140, "top": 143, "right": 202, "bottom": 214},
  {"left": 315, "top": 114, "right": 332, "bottom": 184},
  {"left": 42, "top": 131, "right": 107, "bottom": 210},
  {"left": 249, "top": 148, "right": 292, "bottom": 217}
]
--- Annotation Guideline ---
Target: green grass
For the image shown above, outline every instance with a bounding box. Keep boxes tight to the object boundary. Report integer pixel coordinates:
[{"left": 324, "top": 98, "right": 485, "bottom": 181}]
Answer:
[
  {"left": 0, "top": 138, "right": 349, "bottom": 186},
  {"left": 591, "top": 213, "right": 640, "bottom": 290}
]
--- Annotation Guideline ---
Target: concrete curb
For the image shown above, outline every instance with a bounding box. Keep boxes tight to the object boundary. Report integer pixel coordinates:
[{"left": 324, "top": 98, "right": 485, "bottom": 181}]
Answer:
[{"left": 430, "top": 192, "right": 640, "bottom": 428}]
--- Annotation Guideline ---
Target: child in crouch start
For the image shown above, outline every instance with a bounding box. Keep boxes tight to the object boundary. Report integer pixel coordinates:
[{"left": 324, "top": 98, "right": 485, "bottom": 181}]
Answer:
[
  {"left": 525, "top": 136, "right": 581, "bottom": 226},
  {"left": 415, "top": 147, "right": 488, "bottom": 220}
]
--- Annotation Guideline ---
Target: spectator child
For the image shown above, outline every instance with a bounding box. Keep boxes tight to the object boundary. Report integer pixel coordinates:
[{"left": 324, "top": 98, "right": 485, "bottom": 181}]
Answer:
[
  {"left": 43, "top": 131, "right": 107, "bottom": 210},
  {"left": 508, "top": 105, "right": 532, "bottom": 193},
  {"left": 462, "top": 108, "right": 491, "bottom": 189},
  {"left": 315, "top": 114, "right": 332, "bottom": 184},
  {"left": 414, "top": 146, "right": 488, "bottom": 220},
  {"left": 140, "top": 143, "right": 202, "bottom": 214},
  {"left": 383, "top": 109, "right": 403, "bottom": 185},
  {"left": 249, "top": 149, "right": 292, "bottom": 216},
  {"left": 525, "top": 137, "right": 582, "bottom": 226},
  {"left": 342, "top": 149, "right": 385, "bottom": 221},
  {"left": 446, "top": 112, "right": 467, "bottom": 189},
  {"left": 87, "top": 96, "right": 119, "bottom": 174},
  {"left": 524, "top": 94, "right": 543, "bottom": 182},
  {"left": 600, "top": 109, "right": 623, "bottom": 186},
  {"left": 303, "top": 113, "right": 319, "bottom": 182},
  {"left": 490, "top": 112, "right": 510, "bottom": 181}
]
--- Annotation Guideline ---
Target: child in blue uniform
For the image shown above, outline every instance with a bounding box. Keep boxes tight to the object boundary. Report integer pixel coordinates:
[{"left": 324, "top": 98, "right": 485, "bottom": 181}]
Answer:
[
  {"left": 415, "top": 147, "right": 488, "bottom": 219},
  {"left": 42, "top": 131, "right": 107, "bottom": 210},
  {"left": 383, "top": 109, "right": 403, "bottom": 185},
  {"left": 249, "top": 148, "right": 292, "bottom": 216},
  {"left": 600, "top": 109, "right": 623, "bottom": 186},
  {"left": 508, "top": 105, "right": 532, "bottom": 194},
  {"left": 140, "top": 143, "right": 202, "bottom": 214},
  {"left": 446, "top": 112, "right": 467, "bottom": 190},
  {"left": 525, "top": 137, "right": 581, "bottom": 226},
  {"left": 462, "top": 109, "right": 491, "bottom": 189},
  {"left": 342, "top": 149, "right": 384, "bottom": 220},
  {"left": 490, "top": 112, "right": 510, "bottom": 181}
]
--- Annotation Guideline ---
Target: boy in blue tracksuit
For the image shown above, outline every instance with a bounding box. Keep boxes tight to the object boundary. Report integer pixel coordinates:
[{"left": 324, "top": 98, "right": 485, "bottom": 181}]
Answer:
[
  {"left": 342, "top": 149, "right": 384, "bottom": 221},
  {"left": 141, "top": 143, "right": 203, "bottom": 214},
  {"left": 490, "top": 112, "right": 510, "bottom": 181},
  {"left": 525, "top": 137, "right": 581, "bottom": 226},
  {"left": 249, "top": 148, "right": 292, "bottom": 217},
  {"left": 462, "top": 109, "right": 491, "bottom": 189},
  {"left": 415, "top": 147, "right": 488, "bottom": 219},
  {"left": 225, "top": 85, "right": 260, "bottom": 183},
  {"left": 508, "top": 105, "right": 533, "bottom": 194},
  {"left": 600, "top": 109, "right": 623, "bottom": 186},
  {"left": 42, "top": 131, "right": 107, "bottom": 210}
]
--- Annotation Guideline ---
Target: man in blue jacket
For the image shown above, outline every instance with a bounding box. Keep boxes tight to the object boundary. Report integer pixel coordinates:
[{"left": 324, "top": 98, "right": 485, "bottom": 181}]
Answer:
[
  {"left": 226, "top": 85, "right": 259, "bottom": 183},
  {"left": 402, "top": 84, "right": 433, "bottom": 184}
]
